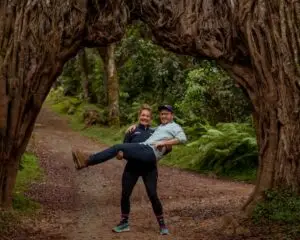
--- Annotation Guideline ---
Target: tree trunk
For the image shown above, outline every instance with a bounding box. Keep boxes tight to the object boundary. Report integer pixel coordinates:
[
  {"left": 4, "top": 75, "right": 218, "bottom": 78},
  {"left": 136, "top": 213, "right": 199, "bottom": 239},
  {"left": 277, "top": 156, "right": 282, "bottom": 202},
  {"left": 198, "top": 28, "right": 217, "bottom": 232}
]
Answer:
[
  {"left": 99, "top": 45, "right": 120, "bottom": 126},
  {"left": 238, "top": 0, "right": 300, "bottom": 212},
  {"left": 0, "top": 158, "right": 20, "bottom": 208},
  {"left": 106, "top": 44, "right": 120, "bottom": 126},
  {"left": 78, "top": 49, "right": 90, "bottom": 102},
  {"left": 242, "top": 87, "right": 300, "bottom": 213},
  {"left": 98, "top": 48, "right": 108, "bottom": 105}
]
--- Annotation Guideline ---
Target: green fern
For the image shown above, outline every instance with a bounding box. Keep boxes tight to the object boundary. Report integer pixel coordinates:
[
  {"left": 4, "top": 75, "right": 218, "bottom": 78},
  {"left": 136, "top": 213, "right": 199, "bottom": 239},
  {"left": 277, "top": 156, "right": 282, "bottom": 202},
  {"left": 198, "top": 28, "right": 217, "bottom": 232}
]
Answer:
[
  {"left": 192, "top": 123, "right": 258, "bottom": 176},
  {"left": 162, "top": 122, "right": 258, "bottom": 181}
]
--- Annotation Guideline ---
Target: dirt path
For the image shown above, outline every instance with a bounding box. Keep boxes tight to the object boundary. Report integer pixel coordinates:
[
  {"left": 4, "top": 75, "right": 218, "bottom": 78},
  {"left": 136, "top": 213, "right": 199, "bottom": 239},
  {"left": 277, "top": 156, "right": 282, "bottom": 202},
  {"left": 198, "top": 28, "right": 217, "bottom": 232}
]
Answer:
[{"left": 28, "top": 107, "right": 254, "bottom": 240}]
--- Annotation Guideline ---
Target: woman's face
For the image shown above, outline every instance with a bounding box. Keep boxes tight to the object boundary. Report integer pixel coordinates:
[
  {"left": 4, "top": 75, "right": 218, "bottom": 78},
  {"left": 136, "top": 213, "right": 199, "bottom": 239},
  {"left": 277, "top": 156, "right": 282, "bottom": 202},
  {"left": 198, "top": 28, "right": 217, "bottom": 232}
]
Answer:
[{"left": 139, "top": 109, "right": 152, "bottom": 126}]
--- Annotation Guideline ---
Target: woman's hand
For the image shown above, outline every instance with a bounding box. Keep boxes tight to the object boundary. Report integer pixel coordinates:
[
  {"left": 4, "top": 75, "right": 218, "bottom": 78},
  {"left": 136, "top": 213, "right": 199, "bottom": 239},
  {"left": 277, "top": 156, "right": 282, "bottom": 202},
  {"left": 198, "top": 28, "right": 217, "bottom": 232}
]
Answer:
[
  {"left": 155, "top": 140, "right": 175, "bottom": 152},
  {"left": 116, "top": 151, "right": 124, "bottom": 160},
  {"left": 165, "top": 144, "right": 172, "bottom": 151},
  {"left": 126, "top": 124, "right": 137, "bottom": 133},
  {"left": 154, "top": 141, "right": 167, "bottom": 151}
]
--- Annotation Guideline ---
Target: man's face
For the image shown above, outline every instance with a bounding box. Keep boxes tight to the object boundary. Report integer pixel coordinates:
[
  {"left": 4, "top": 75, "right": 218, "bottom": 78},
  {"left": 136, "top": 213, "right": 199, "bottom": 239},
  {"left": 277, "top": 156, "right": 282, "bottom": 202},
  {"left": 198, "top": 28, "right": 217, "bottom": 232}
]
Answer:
[{"left": 159, "top": 110, "right": 173, "bottom": 124}]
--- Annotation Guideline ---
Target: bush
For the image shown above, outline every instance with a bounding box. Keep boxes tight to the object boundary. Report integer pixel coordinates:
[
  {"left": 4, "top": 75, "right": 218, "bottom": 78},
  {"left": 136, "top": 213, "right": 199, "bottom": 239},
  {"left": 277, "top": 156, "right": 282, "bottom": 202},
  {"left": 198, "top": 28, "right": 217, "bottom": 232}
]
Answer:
[
  {"left": 253, "top": 189, "right": 300, "bottom": 239},
  {"left": 14, "top": 153, "right": 42, "bottom": 213},
  {"left": 0, "top": 152, "right": 42, "bottom": 235},
  {"left": 161, "top": 123, "right": 258, "bottom": 181},
  {"left": 176, "top": 62, "right": 252, "bottom": 125},
  {"left": 254, "top": 189, "right": 300, "bottom": 224}
]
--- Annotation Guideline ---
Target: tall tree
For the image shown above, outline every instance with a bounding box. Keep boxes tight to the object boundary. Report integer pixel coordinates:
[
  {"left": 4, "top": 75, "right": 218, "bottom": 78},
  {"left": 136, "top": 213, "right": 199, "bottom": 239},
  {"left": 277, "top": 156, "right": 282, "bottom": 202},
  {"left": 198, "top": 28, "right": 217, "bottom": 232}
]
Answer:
[
  {"left": 129, "top": 0, "right": 300, "bottom": 212},
  {"left": 0, "top": 0, "right": 127, "bottom": 208},
  {"left": 99, "top": 45, "right": 120, "bottom": 126},
  {"left": 78, "top": 49, "right": 90, "bottom": 102}
]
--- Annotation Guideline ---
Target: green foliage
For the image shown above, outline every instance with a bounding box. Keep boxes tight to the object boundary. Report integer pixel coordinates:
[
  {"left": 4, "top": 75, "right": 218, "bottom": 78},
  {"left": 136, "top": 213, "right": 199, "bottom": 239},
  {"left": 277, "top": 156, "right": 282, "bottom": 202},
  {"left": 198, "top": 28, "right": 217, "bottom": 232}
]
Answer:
[
  {"left": 116, "top": 24, "right": 192, "bottom": 123},
  {"left": 48, "top": 90, "right": 108, "bottom": 125},
  {"left": 56, "top": 23, "right": 252, "bottom": 127},
  {"left": 253, "top": 189, "right": 300, "bottom": 239},
  {"left": 254, "top": 190, "right": 300, "bottom": 224},
  {"left": 161, "top": 123, "right": 258, "bottom": 181},
  {"left": 15, "top": 153, "right": 42, "bottom": 195},
  {"left": 0, "top": 153, "right": 41, "bottom": 235},
  {"left": 176, "top": 61, "right": 252, "bottom": 125},
  {"left": 57, "top": 49, "right": 105, "bottom": 103},
  {"left": 13, "top": 194, "right": 40, "bottom": 213},
  {"left": 48, "top": 93, "right": 125, "bottom": 144},
  {"left": 0, "top": 211, "right": 21, "bottom": 234},
  {"left": 51, "top": 22, "right": 255, "bottom": 183},
  {"left": 78, "top": 125, "right": 125, "bottom": 145},
  {"left": 14, "top": 152, "right": 42, "bottom": 212}
]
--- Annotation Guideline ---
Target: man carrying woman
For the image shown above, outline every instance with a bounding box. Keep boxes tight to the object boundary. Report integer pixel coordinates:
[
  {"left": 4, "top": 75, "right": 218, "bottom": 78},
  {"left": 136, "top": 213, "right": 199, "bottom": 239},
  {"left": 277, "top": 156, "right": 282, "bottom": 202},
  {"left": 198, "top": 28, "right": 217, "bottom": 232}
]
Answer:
[{"left": 72, "top": 104, "right": 187, "bottom": 235}]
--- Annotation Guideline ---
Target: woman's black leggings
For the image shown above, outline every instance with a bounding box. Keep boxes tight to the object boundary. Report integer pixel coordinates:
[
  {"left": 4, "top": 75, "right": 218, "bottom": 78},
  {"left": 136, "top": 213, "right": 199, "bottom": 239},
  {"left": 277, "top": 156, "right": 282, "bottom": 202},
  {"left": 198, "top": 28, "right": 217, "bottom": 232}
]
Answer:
[{"left": 121, "top": 162, "right": 163, "bottom": 216}]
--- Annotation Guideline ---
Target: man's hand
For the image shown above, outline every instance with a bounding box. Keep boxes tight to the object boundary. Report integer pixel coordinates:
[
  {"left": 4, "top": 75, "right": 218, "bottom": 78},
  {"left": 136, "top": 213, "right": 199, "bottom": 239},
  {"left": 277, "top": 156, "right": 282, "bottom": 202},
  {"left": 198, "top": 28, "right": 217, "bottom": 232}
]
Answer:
[
  {"left": 116, "top": 151, "right": 124, "bottom": 160},
  {"left": 126, "top": 124, "right": 137, "bottom": 133}
]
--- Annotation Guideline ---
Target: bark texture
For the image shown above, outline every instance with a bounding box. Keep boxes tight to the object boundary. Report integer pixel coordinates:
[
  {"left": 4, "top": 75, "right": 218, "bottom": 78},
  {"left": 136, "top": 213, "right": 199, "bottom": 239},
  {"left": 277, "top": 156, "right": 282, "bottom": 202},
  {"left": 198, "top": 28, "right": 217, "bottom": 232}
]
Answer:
[
  {"left": 128, "top": 0, "right": 300, "bottom": 211},
  {"left": 78, "top": 49, "right": 90, "bottom": 102},
  {"left": 99, "top": 45, "right": 120, "bottom": 126}
]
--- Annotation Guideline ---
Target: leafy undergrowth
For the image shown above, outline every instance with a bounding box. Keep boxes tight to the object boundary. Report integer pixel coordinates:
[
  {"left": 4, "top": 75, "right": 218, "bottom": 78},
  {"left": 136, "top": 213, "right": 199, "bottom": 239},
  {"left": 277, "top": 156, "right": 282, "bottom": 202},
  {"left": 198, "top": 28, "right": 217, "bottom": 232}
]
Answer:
[
  {"left": 161, "top": 123, "right": 258, "bottom": 182},
  {"left": 252, "top": 189, "right": 300, "bottom": 240},
  {"left": 0, "top": 152, "right": 42, "bottom": 236},
  {"left": 14, "top": 152, "right": 43, "bottom": 212},
  {"left": 69, "top": 119, "right": 125, "bottom": 145},
  {"left": 47, "top": 93, "right": 258, "bottom": 182},
  {"left": 47, "top": 91, "right": 125, "bottom": 145}
]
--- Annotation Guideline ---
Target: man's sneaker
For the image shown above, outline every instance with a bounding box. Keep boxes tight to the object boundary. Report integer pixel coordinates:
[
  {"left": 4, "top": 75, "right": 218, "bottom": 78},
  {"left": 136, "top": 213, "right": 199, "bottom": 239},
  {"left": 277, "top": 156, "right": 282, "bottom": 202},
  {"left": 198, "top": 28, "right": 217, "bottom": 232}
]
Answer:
[
  {"left": 112, "top": 222, "right": 130, "bottom": 233},
  {"left": 160, "top": 226, "right": 169, "bottom": 235},
  {"left": 72, "top": 150, "right": 89, "bottom": 170}
]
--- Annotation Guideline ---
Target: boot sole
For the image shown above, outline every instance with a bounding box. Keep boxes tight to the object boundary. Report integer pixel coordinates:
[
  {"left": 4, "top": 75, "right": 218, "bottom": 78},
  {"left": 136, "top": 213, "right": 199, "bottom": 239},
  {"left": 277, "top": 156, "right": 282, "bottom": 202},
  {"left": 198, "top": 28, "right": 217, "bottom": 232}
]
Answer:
[{"left": 112, "top": 227, "right": 130, "bottom": 233}]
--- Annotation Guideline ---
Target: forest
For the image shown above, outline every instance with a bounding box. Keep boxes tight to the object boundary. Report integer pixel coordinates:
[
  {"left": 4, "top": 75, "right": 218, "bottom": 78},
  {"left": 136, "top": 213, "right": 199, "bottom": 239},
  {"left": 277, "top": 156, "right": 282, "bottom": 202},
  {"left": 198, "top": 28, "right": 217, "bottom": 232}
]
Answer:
[{"left": 1, "top": 1, "right": 300, "bottom": 239}]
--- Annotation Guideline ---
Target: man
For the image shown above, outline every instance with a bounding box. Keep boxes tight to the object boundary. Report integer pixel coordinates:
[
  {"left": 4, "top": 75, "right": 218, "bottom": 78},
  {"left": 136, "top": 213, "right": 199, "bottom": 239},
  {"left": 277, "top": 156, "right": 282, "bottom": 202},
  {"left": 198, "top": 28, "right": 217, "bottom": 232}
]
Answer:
[
  {"left": 72, "top": 105, "right": 187, "bottom": 169},
  {"left": 72, "top": 105, "right": 186, "bottom": 235}
]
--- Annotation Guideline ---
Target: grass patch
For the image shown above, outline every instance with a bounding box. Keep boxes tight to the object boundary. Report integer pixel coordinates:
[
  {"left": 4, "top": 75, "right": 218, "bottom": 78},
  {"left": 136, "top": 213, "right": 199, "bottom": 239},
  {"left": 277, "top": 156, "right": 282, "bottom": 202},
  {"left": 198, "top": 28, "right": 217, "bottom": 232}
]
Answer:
[
  {"left": 47, "top": 92, "right": 125, "bottom": 145},
  {"left": 0, "top": 153, "right": 42, "bottom": 235},
  {"left": 0, "top": 211, "right": 21, "bottom": 235},
  {"left": 52, "top": 102, "right": 124, "bottom": 145},
  {"left": 14, "top": 152, "right": 42, "bottom": 212},
  {"left": 253, "top": 189, "right": 300, "bottom": 239},
  {"left": 16, "top": 153, "right": 42, "bottom": 193},
  {"left": 160, "top": 146, "right": 256, "bottom": 182},
  {"left": 69, "top": 117, "right": 124, "bottom": 145}
]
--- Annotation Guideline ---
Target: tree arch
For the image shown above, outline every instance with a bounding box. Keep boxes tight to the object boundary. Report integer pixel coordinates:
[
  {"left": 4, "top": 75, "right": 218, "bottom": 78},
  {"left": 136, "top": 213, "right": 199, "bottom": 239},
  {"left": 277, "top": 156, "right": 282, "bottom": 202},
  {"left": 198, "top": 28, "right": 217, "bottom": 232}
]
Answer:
[{"left": 0, "top": 0, "right": 299, "bottom": 214}]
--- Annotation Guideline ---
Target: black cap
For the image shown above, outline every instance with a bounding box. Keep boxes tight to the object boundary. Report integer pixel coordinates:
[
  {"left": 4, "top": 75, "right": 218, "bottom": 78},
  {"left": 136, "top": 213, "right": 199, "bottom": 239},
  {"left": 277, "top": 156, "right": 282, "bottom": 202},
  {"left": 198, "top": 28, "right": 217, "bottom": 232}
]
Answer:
[{"left": 158, "top": 105, "right": 173, "bottom": 113}]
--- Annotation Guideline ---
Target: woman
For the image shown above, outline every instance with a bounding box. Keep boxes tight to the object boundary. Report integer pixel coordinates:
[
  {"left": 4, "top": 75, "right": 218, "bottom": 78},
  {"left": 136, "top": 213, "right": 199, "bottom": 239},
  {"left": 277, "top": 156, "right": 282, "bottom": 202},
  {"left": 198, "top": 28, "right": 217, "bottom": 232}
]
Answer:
[{"left": 112, "top": 104, "right": 169, "bottom": 235}]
